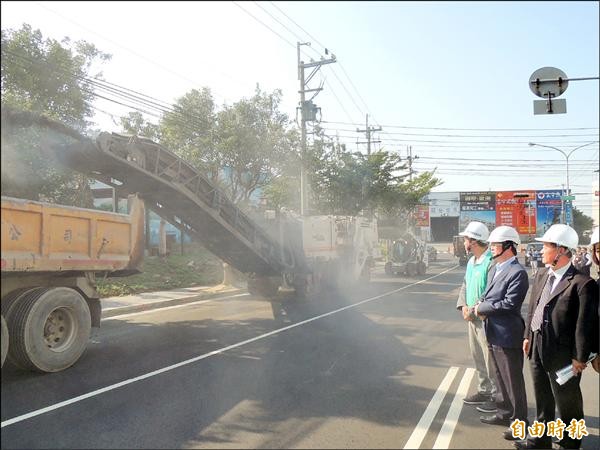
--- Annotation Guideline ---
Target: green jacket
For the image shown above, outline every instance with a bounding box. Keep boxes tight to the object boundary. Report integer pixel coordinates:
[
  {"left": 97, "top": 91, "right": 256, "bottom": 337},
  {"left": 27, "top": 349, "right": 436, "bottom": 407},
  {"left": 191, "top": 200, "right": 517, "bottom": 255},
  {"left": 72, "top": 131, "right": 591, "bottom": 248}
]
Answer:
[{"left": 456, "top": 251, "right": 495, "bottom": 312}]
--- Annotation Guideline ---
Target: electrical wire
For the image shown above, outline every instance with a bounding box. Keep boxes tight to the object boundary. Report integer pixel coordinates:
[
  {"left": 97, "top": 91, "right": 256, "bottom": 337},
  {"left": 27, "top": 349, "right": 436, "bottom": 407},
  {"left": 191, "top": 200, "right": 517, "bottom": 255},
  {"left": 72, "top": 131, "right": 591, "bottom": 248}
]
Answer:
[
  {"left": 321, "top": 120, "right": 599, "bottom": 132},
  {"left": 33, "top": 1, "right": 244, "bottom": 101},
  {"left": 317, "top": 126, "right": 599, "bottom": 139}
]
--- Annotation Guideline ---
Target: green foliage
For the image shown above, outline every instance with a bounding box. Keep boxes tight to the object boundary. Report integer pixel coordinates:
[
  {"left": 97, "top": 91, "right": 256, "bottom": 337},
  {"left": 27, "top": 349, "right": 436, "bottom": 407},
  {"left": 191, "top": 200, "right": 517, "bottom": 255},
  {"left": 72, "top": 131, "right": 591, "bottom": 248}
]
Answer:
[
  {"left": 120, "top": 111, "right": 161, "bottom": 142},
  {"left": 215, "top": 86, "right": 298, "bottom": 204},
  {"left": 1, "top": 24, "right": 110, "bottom": 130},
  {"left": 119, "top": 84, "right": 299, "bottom": 206},
  {"left": 1, "top": 24, "right": 111, "bottom": 207},
  {"left": 96, "top": 243, "right": 223, "bottom": 297},
  {"left": 161, "top": 88, "right": 220, "bottom": 182},
  {"left": 309, "top": 145, "right": 442, "bottom": 218},
  {"left": 262, "top": 175, "right": 300, "bottom": 212},
  {"left": 572, "top": 207, "right": 594, "bottom": 239}
]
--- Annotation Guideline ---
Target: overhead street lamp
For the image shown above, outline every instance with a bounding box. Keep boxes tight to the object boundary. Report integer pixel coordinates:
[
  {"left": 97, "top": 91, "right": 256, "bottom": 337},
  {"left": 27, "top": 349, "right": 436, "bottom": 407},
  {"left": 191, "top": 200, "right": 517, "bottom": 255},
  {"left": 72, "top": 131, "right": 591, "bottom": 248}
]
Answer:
[{"left": 527, "top": 141, "right": 599, "bottom": 225}]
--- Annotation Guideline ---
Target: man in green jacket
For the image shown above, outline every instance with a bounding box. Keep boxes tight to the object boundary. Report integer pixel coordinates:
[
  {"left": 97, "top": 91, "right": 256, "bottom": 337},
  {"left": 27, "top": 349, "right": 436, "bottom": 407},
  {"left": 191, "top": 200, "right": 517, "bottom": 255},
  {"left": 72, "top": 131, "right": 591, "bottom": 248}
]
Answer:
[{"left": 456, "top": 221, "right": 497, "bottom": 413}]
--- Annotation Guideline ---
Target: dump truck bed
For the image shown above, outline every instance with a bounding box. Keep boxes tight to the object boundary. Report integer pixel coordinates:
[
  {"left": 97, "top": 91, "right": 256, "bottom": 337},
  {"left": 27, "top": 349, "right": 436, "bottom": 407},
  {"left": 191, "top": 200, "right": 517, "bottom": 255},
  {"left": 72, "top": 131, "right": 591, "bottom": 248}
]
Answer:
[{"left": 1, "top": 195, "right": 144, "bottom": 274}]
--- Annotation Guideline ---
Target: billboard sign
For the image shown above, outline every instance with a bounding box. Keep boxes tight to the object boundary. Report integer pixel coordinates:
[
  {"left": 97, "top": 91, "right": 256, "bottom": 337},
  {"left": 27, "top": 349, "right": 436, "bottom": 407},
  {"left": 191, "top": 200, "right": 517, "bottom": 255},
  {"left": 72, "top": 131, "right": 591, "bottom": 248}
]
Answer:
[
  {"left": 536, "top": 190, "right": 571, "bottom": 235},
  {"left": 414, "top": 205, "right": 430, "bottom": 227},
  {"left": 459, "top": 192, "right": 496, "bottom": 231},
  {"left": 495, "top": 191, "right": 536, "bottom": 235}
]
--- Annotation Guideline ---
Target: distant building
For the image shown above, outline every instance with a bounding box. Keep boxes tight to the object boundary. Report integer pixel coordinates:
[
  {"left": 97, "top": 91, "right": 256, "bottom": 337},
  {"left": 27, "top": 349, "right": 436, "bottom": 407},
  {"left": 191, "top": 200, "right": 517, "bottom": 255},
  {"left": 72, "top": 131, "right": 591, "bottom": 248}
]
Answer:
[
  {"left": 90, "top": 180, "right": 190, "bottom": 248},
  {"left": 421, "top": 189, "right": 572, "bottom": 242}
]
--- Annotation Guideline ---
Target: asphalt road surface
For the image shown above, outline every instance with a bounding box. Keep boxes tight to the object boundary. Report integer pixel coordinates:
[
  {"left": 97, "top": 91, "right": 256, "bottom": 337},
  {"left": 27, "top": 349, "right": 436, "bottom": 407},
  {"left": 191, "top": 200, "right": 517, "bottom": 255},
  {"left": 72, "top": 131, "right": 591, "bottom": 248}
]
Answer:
[{"left": 1, "top": 251, "right": 598, "bottom": 449}]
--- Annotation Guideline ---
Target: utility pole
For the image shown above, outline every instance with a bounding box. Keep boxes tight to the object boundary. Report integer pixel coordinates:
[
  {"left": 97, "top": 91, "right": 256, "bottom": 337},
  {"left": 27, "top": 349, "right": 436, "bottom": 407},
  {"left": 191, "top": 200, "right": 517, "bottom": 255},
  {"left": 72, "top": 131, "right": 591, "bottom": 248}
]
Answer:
[
  {"left": 298, "top": 42, "right": 336, "bottom": 216},
  {"left": 406, "top": 146, "right": 419, "bottom": 181},
  {"left": 356, "top": 114, "right": 381, "bottom": 155}
]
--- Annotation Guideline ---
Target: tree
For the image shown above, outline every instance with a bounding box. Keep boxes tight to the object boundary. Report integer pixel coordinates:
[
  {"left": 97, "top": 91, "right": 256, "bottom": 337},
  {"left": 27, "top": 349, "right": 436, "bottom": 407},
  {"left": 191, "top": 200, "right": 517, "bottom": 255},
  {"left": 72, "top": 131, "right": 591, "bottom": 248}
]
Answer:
[
  {"left": 215, "top": 86, "right": 298, "bottom": 205},
  {"left": 1, "top": 24, "right": 111, "bottom": 206},
  {"left": 120, "top": 111, "right": 161, "bottom": 142},
  {"left": 572, "top": 207, "right": 594, "bottom": 239},
  {"left": 309, "top": 145, "right": 442, "bottom": 218},
  {"left": 159, "top": 88, "right": 220, "bottom": 183}
]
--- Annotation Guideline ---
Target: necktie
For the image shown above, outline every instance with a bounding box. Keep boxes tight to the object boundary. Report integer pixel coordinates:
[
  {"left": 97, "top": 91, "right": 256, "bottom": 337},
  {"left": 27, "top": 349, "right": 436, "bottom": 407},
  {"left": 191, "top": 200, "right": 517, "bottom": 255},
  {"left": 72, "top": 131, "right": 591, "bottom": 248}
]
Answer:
[{"left": 530, "top": 274, "right": 556, "bottom": 332}]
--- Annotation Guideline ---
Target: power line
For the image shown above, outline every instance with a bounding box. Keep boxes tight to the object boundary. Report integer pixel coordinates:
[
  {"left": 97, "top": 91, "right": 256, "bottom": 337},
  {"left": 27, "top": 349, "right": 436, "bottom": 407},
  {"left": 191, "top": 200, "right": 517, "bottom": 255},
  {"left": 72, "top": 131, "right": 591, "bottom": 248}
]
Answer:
[
  {"left": 321, "top": 120, "right": 599, "bottom": 132},
  {"left": 413, "top": 167, "right": 591, "bottom": 173},
  {"left": 3, "top": 51, "right": 215, "bottom": 137},
  {"left": 232, "top": 1, "right": 297, "bottom": 49},
  {"left": 267, "top": 1, "right": 328, "bottom": 52},
  {"left": 321, "top": 76, "right": 356, "bottom": 125},
  {"left": 325, "top": 66, "right": 365, "bottom": 118},
  {"left": 260, "top": 2, "right": 374, "bottom": 132},
  {"left": 33, "top": 1, "right": 245, "bottom": 101},
  {"left": 253, "top": 1, "right": 323, "bottom": 61},
  {"left": 415, "top": 156, "right": 596, "bottom": 163},
  {"left": 319, "top": 134, "right": 598, "bottom": 151},
  {"left": 319, "top": 133, "right": 600, "bottom": 145},
  {"left": 317, "top": 126, "right": 599, "bottom": 139},
  {"left": 5, "top": 47, "right": 309, "bottom": 153}
]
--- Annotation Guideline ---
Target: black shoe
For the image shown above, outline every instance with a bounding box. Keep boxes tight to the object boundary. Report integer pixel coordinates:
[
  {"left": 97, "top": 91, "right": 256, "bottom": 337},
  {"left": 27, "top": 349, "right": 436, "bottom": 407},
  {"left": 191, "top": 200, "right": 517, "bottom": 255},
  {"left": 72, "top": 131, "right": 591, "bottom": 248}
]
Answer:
[
  {"left": 514, "top": 439, "right": 553, "bottom": 449},
  {"left": 476, "top": 401, "right": 498, "bottom": 413},
  {"left": 463, "top": 392, "right": 492, "bottom": 405},
  {"left": 480, "top": 414, "right": 511, "bottom": 426},
  {"left": 503, "top": 428, "right": 522, "bottom": 441}
]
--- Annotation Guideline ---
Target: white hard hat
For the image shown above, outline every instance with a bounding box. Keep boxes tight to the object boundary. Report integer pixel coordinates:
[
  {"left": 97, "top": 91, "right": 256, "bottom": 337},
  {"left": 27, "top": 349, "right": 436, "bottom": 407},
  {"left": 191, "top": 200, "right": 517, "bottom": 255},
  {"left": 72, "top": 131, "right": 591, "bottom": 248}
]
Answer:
[
  {"left": 488, "top": 226, "right": 521, "bottom": 245},
  {"left": 589, "top": 226, "right": 599, "bottom": 246},
  {"left": 535, "top": 224, "right": 578, "bottom": 250},
  {"left": 459, "top": 221, "right": 490, "bottom": 242}
]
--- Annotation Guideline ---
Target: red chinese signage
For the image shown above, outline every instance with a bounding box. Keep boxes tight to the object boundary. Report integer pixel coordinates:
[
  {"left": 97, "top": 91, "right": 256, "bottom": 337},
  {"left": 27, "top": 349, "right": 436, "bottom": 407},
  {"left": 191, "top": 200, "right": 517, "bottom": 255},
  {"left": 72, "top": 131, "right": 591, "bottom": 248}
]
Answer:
[
  {"left": 415, "top": 205, "right": 430, "bottom": 227},
  {"left": 495, "top": 191, "right": 536, "bottom": 235}
]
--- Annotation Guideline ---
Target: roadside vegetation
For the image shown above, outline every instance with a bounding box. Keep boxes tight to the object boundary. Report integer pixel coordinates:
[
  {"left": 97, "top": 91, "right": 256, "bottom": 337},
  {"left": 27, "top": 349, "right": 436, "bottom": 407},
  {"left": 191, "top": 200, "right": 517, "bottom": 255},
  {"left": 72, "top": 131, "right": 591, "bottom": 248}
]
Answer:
[{"left": 96, "top": 243, "right": 223, "bottom": 297}]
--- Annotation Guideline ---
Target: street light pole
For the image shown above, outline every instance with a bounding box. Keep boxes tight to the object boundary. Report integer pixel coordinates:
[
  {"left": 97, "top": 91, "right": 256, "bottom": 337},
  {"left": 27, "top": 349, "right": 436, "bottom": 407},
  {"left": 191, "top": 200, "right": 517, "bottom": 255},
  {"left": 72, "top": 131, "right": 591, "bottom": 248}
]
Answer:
[{"left": 528, "top": 141, "right": 599, "bottom": 225}]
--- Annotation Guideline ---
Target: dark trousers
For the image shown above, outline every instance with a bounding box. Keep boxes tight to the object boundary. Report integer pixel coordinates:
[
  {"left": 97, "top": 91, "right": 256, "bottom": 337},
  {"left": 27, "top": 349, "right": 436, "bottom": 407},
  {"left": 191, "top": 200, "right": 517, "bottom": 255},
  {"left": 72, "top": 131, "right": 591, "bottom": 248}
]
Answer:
[
  {"left": 530, "top": 332, "right": 584, "bottom": 449},
  {"left": 489, "top": 344, "right": 528, "bottom": 423}
]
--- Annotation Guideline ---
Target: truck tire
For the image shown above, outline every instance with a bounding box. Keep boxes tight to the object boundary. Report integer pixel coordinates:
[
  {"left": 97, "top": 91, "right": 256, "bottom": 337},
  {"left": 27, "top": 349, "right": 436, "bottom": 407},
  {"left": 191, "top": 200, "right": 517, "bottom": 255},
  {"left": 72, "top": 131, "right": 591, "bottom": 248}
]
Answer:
[
  {"left": 6, "top": 287, "right": 91, "bottom": 373},
  {"left": 406, "top": 263, "right": 416, "bottom": 277},
  {"left": 247, "top": 276, "right": 280, "bottom": 299},
  {"left": 1, "top": 315, "right": 8, "bottom": 368}
]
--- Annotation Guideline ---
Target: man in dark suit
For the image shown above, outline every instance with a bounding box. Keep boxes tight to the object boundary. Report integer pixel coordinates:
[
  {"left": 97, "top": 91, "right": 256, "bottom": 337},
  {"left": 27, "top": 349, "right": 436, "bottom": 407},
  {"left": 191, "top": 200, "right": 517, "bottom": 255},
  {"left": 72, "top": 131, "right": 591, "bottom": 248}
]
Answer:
[
  {"left": 473, "top": 226, "right": 529, "bottom": 442},
  {"left": 517, "top": 224, "right": 599, "bottom": 450}
]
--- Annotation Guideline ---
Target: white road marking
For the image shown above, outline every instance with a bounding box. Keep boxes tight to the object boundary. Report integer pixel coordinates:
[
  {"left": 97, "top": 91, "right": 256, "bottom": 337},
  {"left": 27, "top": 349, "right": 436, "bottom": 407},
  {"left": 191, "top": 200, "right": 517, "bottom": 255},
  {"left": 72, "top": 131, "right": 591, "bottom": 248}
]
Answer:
[
  {"left": 1, "top": 265, "right": 459, "bottom": 429},
  {"left": 102, "top": 293, "right": 251, "bottom": 321},
  {"left": 403, "top": 367, "right": 460, "bottom": 449},
  {"left": 432, "top": 367, "right": 475, "bottom": 449}
]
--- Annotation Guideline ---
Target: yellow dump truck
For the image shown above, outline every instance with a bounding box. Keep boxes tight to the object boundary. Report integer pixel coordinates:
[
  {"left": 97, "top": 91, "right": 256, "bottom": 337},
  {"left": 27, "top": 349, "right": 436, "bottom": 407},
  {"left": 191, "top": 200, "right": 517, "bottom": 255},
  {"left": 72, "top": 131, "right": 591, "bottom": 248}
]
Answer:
[{"left": 1, "top": 195, "right": 144, "bottom": 372}]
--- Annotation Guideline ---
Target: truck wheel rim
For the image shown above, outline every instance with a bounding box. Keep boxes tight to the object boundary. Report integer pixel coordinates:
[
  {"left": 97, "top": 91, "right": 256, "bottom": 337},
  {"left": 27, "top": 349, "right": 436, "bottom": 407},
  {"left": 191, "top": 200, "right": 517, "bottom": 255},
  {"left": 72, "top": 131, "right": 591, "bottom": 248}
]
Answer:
[{"left": 43, "top": 307, "right": 77, "bottom": 351}]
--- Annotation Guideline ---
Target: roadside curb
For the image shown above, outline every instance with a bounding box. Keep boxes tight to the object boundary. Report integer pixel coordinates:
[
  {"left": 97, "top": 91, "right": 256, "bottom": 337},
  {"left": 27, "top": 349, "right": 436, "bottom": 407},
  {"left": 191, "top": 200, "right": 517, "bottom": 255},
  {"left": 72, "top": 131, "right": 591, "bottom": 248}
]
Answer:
[{"left": 101, "top": 286, "right": 246, "bottom": 319}]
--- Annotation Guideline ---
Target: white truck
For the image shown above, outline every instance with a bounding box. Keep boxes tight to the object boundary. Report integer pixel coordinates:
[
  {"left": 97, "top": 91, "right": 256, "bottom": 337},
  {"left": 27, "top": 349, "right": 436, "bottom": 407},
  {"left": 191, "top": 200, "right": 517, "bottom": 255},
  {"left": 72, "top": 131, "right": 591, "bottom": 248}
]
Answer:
[{"left": 247, "top": 213, "right": 380, "bottom": 297}]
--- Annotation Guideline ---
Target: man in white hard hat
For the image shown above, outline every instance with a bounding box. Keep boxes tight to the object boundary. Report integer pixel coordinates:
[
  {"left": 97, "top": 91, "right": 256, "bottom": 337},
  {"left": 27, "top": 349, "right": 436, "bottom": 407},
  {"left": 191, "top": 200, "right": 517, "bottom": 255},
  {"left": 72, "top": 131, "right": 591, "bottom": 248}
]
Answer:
[
  {"left": 455, "top": 222, "right": 498, "bottom": 413},
  {"left": 589, "top": 226, "right": 600, "bottom": 374},
  {"left": 473, "top": 226, "right": 529, "bottom": 441},
  {"left": 517, "top": 224, "right": 599, "bottom": 450}
]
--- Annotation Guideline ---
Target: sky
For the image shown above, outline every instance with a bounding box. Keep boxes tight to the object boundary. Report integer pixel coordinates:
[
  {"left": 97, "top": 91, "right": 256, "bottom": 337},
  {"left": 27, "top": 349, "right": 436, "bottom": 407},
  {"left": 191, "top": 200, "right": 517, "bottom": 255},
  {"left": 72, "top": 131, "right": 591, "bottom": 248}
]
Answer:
[{"left": 2, "top": 1, "right": 599, "bottom": 217}]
